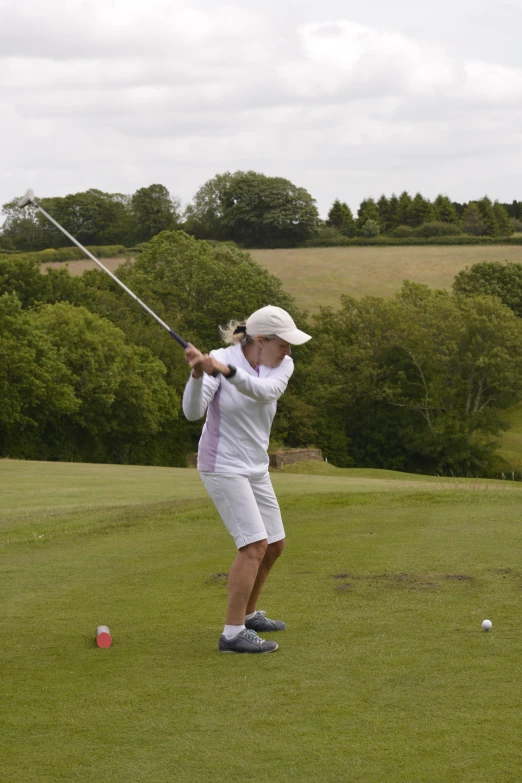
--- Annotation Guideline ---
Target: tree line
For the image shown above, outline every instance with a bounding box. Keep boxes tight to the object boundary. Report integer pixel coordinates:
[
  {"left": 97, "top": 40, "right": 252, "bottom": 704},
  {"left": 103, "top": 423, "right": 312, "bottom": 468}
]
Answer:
[
  {"left": 326, "top": 193, "right": 519, "bottom": 240},
  {"left": 2, "top": 231, "right": 522, "bottom": 477},
  {"left": 1, "top": 173, "right": 520, "bottom": 251}
]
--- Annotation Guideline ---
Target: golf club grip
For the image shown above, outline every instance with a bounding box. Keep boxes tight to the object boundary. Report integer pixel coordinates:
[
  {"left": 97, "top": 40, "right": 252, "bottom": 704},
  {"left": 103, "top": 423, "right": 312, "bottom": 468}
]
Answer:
[
  {"left": 173, "top": 331, "right": 219, "bottom": 377},
  {"left": 168, "top": 329, "right": 188, "bottom": 349}
]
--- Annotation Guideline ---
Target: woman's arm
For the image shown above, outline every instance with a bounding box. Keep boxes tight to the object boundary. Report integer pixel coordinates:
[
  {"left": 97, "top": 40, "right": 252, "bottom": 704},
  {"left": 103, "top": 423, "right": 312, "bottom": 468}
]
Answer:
[
  {"left": 206, "top": 357, "right": 294, "bottom": 403},
  {"left": 182, "top": 373, "right": 220, "bottom": 420},
  {"left": 182, "top": 344, "right": 220, "bottom": 421}
]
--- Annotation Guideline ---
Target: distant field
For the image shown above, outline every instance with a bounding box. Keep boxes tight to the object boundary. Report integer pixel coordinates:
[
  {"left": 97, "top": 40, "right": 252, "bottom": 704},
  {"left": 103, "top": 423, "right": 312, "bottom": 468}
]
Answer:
[
  {"left": 43, "top": 245, "right": 522, "bottom": 312},
  {"left": 252, "top": 246, "right": 522, "bottom": 311}
]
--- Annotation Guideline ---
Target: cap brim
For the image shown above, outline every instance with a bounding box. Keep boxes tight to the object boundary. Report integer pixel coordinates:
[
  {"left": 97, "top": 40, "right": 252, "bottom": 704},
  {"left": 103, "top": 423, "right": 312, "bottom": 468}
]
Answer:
[{"left": 276, "top": 328, "right": 312, "bottom": 345}]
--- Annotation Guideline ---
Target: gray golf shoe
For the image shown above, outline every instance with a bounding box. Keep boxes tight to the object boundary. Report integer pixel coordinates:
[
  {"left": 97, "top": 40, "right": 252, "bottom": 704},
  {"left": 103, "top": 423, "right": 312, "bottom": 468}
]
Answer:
[
  {"left": 244, "top": 610, "right": 286, "bottom": 632},
  {"left": 218, "top": 628, "right": 278, "bottom": 653}
]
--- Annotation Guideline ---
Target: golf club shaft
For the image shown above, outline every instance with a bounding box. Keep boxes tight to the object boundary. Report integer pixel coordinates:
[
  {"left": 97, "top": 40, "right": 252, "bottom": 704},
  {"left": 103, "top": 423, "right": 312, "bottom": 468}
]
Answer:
[{"left": 34, "top": 202, "right": 188, "bottom": 348}]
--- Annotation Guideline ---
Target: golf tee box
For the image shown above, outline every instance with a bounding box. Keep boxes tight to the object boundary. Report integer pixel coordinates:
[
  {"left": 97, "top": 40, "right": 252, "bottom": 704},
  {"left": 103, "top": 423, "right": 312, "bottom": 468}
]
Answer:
[{"left": 96, "top": 626, "right": 112, "bottom": 648}]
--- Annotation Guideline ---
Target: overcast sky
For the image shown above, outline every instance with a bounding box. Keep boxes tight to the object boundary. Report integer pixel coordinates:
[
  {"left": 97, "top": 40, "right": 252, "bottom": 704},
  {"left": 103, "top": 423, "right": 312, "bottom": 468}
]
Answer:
[{"left": 1, "top": 0, "right": 521, "bottom": 219}]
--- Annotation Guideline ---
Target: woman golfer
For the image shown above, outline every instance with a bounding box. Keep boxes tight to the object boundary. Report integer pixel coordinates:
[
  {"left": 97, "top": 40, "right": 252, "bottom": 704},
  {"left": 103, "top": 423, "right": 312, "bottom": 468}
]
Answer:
[{"left": 183, "top": 305, "right": 311, "bottom": 653}]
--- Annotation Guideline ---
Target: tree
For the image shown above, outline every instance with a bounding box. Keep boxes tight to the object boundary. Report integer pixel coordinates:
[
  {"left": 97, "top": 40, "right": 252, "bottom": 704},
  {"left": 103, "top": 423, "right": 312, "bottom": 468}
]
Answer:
[
  {"left": 2, "top": 189, "right": 138, "bottom": 250},
  {"left": 492, "top": 201, "right": 514, "bottom": 236},
  {"left": 377, "top": 194, "right": 395, "bottom": 233},
  {"left": 376, "top": 195, "right": 394, "bottom": 233},
  {"left": 460, "top": 202, "right": 486, "bottom": 236},
  {"left": 510, "top": 201, "right": 521, "bottom": 220},
  {"left": 477, "top": 197, "right": 499, "bottom": 237},
  {"left": 0, "top": 198, "right": 49, "bottom": 251},
  {"left": 386, "top": 194, "right": 401, "bottom": 232},
  {"left": 361, "top": 219, "right": 380, "bottom": 238},
  {"left": 40, "top": 189, "right": 136, "bottom": 247},
  {"left": 326, "top": 199, "right": 355, "bottom": 236},
  {"left": 397, "top": 191, "right": 413, "bottom": 226},
  {"left": 0, "top": 294, "right": 78, "bottom": 457},
  {"left": 453, "top": 261, "right": 522, "bottom": 318},
  {"left": 31, "top": 303, "right": 180, "bottom": 463},
  {"left": 452, "top": 201, "right": 466, "bottom": 219},
  {"left": 303, "top": 283, "right": 522, "bottom": 473},
  {"left": 356, "top": 198, "right": 380, "bottom": 231},
  {"left": 183, "top": 172, "right": 235, "bottom": 239},
  {"left": 130, "top": 184, "right": 181, "bottom": 243},
  {"left": 0, "top": 254, "right": 89, "bottom": 308},
  {"left": 185, "top": 171, "right": 319, "bottom": 247},
  {"left": 433, "top": 195, "right": 458, "bottom": 224},
  {"left": 409, "top": 193, "right": 434, "bottom": 227},
  {"left": 115, "top": 230, "right": 303, "bottom": 351}
]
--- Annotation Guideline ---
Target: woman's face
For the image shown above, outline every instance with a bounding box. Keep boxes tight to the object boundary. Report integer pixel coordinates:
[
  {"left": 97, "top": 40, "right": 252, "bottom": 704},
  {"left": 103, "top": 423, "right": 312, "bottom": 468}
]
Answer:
[{"left": 259, "top": 337, "right": 292, "bottom": 367}]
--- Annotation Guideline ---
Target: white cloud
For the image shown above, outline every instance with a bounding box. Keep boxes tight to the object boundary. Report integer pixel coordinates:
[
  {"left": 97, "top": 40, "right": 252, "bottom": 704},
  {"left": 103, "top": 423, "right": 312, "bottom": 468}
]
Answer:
[{"left": 1, "top": 0, "right": 522, "bottom": 219}]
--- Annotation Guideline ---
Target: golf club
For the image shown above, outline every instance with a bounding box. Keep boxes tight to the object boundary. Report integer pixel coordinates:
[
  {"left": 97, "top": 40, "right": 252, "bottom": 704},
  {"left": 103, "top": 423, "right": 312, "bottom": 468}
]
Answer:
[{"left": 17, "top": 189, "right": 189, "bottom": 348}]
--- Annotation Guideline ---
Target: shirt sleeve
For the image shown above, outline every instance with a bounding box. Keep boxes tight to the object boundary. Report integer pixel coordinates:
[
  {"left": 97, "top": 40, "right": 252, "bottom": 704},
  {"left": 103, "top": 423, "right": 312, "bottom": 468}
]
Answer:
[
  {"left": 182, "top": 372, "right": 221, "bottom": 421},
  {"left": 226, "top": 358, "right": 294, "bottom": 403}
]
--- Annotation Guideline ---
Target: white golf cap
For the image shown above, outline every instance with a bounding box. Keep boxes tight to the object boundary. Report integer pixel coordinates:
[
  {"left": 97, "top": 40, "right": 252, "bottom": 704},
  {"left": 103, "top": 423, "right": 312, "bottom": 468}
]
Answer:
[{"left": 246, "top": 305, "right": 312, "bottom": 345}]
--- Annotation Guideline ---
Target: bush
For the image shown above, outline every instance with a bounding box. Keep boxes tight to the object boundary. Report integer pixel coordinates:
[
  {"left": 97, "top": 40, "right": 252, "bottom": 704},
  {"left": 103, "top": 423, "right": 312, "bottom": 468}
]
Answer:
[
  {"left": 511, "top": 218, "right": 522, "bottom": 233},
  {"left": 302, "top": 235, "right": 522, "bottom": 248},
  {"left": 125, "top": 242, "right": 150, "bottom": 254},
  {"left": 315, "top": 226, "right": 345, "bottom": 243},
  {"left": 361, "top": 219, "right": 380, "bottom": 238},
  {"left": 18, "top": 245, "right": 127, "bottom": 263},
  {"left": 414, "top": 221, "right": 463, "bottom": 238},
  {"left": 392, "top": 225, "right": 415, "bottom": 238}
]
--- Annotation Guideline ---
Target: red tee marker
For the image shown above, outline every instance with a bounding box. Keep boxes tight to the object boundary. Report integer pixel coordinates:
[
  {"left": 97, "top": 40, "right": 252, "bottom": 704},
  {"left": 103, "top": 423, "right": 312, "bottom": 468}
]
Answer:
[{"left": 96, "top": 626, "right": 112, "bottom": 648}]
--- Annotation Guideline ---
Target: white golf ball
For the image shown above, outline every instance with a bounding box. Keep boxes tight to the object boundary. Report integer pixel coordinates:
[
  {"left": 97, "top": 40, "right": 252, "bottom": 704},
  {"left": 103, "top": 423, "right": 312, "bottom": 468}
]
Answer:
[{"left": 482, "top": 619, "right": 492, "bottom": 631}]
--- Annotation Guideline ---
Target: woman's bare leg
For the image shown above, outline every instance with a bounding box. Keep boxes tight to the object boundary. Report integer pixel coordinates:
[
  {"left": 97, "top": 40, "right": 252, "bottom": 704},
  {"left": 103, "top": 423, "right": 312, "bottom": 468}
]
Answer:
[
  {"left": 246, "top": 539, "right": 285, "bottom": 615},
  {"left": 225, "top": 539, "right": 268, "bottom": 625}
]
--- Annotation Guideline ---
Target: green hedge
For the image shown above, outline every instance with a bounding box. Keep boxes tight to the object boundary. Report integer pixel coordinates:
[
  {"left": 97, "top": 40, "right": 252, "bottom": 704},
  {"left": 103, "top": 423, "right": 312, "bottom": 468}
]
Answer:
[
  {"left": 14, "top": 245, "right": 127, "bottom": 263},
  {"left": 301, "top": 235, "right": 522, "bottom": 248},
  {"left": 125, "top": 244, "right": 149, "bottom": 254}
]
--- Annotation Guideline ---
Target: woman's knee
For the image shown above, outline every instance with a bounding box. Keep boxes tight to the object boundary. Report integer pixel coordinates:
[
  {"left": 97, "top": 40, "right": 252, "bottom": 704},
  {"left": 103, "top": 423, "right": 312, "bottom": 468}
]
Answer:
[
  {"left": 267, "top": 538, "right": 285, "bottom": 559},
  {"left": 240, "top": 538, "right": 268, "bottom": 561}
]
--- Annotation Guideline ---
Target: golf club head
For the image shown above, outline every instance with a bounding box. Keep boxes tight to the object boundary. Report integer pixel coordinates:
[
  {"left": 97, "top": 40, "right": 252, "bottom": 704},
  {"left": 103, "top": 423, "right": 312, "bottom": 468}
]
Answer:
[{"left": 17, "top": 189, "right": 36, "bottom": 208}]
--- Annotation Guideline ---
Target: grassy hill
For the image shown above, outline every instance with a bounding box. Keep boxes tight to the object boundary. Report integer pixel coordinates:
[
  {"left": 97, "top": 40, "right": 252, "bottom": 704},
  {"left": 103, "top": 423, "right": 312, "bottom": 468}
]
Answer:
[
  {"left": 251, "top": 245, "right": 522, "bottom": 312},
  {"left": 2, "top": 460, "right": 522, "bottom": 783},
  {"left": 43, "top": 244, "right": 522, "bottom": 312}
]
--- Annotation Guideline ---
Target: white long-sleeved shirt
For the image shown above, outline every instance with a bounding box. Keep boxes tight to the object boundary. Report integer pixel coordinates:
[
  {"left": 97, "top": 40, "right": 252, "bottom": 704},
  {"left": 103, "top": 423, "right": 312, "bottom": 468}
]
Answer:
[{"left": 182, "top": 342, "right": 294, "bottom": 475}]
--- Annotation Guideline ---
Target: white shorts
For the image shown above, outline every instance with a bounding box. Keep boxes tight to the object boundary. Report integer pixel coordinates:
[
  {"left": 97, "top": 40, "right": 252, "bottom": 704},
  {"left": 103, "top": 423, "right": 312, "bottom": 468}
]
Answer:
[{"left": 199, "top": 471, "right": 285, "bottom": 549}]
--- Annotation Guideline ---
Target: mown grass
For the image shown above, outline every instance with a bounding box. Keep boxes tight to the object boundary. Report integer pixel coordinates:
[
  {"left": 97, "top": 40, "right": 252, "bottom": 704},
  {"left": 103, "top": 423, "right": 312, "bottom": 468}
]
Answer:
[{"left": 2, "top": 460, "right": 522, "bottom": 782}]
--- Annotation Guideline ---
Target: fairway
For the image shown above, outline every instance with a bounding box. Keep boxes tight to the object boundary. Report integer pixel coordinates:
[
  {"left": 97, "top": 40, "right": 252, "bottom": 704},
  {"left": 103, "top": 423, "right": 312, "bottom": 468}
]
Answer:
[{"left": 2, "top": 460, "right": 522, "bottom": 782}]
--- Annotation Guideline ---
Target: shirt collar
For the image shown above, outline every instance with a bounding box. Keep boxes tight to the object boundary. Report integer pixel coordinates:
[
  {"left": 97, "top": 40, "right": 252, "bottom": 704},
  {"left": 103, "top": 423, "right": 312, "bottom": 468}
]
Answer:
[{"left": 232, "top": 342, "right": 261, "bottom": 376}]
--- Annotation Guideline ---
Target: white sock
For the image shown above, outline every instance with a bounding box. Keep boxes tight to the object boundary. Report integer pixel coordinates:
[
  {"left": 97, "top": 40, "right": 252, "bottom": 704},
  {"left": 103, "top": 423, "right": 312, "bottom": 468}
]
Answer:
[
  {"left": 245, "top": 611, "right": 257, "bottom": 621},
  {"left": 223, "top": 624, "right": 245, "bottom": 640}
]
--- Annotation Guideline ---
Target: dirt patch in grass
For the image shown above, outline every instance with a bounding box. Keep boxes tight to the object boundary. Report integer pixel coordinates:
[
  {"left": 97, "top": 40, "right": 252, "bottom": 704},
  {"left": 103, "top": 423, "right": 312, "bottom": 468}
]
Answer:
[
  {"left": 332, "top": 571, "right": 438, "bottom": 590},
  {"left": 208, "top": 572, "right": 228, "bottom": 583}
]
